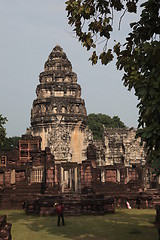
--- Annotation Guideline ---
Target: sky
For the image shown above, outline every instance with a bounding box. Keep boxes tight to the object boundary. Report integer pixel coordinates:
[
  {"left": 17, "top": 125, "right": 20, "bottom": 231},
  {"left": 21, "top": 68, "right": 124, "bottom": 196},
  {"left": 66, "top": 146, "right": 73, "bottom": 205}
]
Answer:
[{"left": 0, "top": 0, "right": 142, "bottom": 137}]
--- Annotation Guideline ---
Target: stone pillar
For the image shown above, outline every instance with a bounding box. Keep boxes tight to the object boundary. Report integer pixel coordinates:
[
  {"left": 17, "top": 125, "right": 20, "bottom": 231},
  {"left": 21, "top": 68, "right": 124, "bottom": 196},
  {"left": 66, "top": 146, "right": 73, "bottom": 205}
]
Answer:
[
  {"left": 126, "top": 168, "right": 129, "bottom": 183},
  {"left": 75, "top": 167, "right": 78, "bottom": 192},
  {"left": 3, "top": 172, "right": 5, "bottom": 186},
  {"left": 77, "top": 164, "right": 82, "bottom": 193},
  {"left": 117, "top": 169, "right": 120, "bottom": 183},
  {"left": 69, "top": 169, "right": 72, "bottom": 189},
  {"left": 61, "top": 167, "right": 64, "bottom": 193},
  {"left": 5, "top": 171, "right": 10, "bottom": 186},
  {"left": 142, "top": 168, "right": 147, "bottom": 189},
  {"left": 64, "top": 170, "right": 68, "bottom": 188},
  {"left": 101, "top": 169, "right": 105, "bottom": 182},
  {"left": 10, "top": 170, "right": 15, "bottom": 184}
]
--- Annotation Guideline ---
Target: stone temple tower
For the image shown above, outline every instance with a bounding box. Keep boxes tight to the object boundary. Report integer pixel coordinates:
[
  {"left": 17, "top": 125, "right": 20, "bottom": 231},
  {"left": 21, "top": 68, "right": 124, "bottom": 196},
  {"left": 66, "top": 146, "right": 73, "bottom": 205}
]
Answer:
[{"left": 31, "top": 45, "right": 91, "bottom": 164}]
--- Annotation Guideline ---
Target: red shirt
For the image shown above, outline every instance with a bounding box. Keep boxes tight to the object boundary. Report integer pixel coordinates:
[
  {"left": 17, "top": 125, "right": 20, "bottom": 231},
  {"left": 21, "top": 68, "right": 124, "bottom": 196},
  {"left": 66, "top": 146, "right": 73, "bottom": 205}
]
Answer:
[{"left": 56, "top": 205, "right": 64, "bottom": 214}]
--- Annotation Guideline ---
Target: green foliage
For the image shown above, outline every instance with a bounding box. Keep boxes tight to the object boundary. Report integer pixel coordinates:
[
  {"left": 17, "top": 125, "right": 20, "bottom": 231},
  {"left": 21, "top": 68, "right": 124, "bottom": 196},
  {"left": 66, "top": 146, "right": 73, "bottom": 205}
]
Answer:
[
  {"left": 66, "top": 0, "right": 138, "bottom": 65},
  {"left": 3, "top": 136, "right": 20, "bottom": 151},
  {"left": 88, "top": 113, "right": 126, "bottom": 140},
  {"left": 0, "top": 114, "right": 7, "bottom": 148},
  {"left": 115, "top": 0, "right": 160, "bottom": 173},
  {"left": 0, "top": 114, "right": 20, "bottom": 151},
  {"left": 66, "top": 0, "right": 160, "bottom": 171}
]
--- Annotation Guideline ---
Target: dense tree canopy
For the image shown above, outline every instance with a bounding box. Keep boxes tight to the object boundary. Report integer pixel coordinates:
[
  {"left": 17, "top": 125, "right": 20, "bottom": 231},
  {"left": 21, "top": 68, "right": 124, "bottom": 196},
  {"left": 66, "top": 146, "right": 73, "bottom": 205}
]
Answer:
[
  {"left": 0, "top": 114, "right": 20, "bottom": 151},
  {"left": 0, "top": 114, "right": 7, "bottom": 149},
  {"left": 3, "top": 136, "right": 20, "bottom": 151},
  {"left": 66, "top": 0, "right": 160, "bottom": 172},
  {"left": 87, "top": 113, "right": 126, "bottom": 140}
]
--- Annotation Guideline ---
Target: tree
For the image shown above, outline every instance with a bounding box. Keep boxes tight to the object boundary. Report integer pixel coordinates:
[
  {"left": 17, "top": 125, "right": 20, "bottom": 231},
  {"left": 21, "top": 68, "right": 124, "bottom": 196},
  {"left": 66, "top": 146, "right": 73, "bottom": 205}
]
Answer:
[
  {"left": 0, "top": 114, "right": 20, "bottom": 151},
  {"left": 3, "top": 136, "right": 20, "bottom": 151},
  {"left": 66, "top": 0, "right": 160, "bottom": 172},
  {"left": 66, "top": 0, "right": 138, "bottom": 64},
  {"left": 0, "top": 114, "right": 7, "bottom": 148},
  {"left": 88, "top": 113, "right": 126, "bottom": 140}
]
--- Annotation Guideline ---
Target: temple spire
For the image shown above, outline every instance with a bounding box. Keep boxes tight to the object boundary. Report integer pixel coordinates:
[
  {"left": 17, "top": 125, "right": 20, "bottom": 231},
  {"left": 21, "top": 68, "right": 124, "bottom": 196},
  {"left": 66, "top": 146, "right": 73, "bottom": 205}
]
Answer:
[{"left": 31, "top": 46, "right": 89, "bottom": 163}]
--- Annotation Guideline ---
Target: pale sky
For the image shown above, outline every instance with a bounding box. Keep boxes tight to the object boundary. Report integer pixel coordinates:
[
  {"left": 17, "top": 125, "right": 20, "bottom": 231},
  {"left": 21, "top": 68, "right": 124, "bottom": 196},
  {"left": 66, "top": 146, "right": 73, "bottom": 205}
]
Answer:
[{"left": 0, "top": 0, "right": 142, "bottom": 137}]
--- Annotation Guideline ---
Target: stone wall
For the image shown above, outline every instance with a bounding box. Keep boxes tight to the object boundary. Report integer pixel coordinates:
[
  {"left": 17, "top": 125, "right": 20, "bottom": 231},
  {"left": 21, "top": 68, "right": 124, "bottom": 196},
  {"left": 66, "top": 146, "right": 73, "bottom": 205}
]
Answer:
[
  {"left": 97, "top": 127, "right": 147, "bottom": 167},
  {"left": 24, "top": 194, "right": 115, "bottom": 216}
]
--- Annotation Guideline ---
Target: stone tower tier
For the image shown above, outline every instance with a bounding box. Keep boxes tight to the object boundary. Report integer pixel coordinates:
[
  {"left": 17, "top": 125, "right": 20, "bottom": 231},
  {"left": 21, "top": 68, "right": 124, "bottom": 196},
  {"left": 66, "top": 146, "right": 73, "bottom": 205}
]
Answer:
[
  {"left": 36, "top": 82, "right": 81, "bottom": 99},
  {"left": 31, "top": 97, "right": 87, "bottom": 124},
  {"left": 39, "top": 45, "right": 77, "bottom": 84},
  {"left": 39, "top": 70, "right": 77, "bottom": 84}
]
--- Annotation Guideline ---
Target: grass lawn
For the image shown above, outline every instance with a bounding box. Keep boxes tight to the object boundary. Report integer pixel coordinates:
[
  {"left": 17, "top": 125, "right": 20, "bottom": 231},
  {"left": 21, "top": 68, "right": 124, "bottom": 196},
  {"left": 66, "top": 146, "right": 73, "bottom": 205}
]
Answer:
[{"left": 0, "top": 208, "right": 158, "bottom": 240}]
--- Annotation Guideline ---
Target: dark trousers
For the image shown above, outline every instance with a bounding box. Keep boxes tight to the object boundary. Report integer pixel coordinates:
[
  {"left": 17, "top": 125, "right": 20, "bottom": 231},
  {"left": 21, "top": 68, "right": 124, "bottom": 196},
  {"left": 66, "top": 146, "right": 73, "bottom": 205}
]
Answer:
[
  {"left": 58, "top": 213, "right": 65, "bottom": 226},
  {"left": 158, "top": 226, "right": 160, "bottom": 240}
]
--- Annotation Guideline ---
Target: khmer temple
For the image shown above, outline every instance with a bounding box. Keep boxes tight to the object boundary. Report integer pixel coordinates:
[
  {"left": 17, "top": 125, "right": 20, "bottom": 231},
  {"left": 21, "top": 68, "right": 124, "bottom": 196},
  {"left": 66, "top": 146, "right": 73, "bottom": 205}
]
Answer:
[
  {"left": 30, "top": 45, "right": 92, "bottom": 193},
  {"left": 31, "top": 45, "right": 90, "bottom": 162},
  {"left": 0, "top": 45, "right": 159, "bottom": 215}
]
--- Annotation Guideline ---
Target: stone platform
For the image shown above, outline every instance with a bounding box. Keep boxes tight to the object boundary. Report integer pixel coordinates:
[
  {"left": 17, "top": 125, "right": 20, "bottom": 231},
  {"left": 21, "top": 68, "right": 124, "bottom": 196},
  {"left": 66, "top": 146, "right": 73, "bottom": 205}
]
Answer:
[{"left": 24, "top": 193, "right": 115, "bottom": 216}]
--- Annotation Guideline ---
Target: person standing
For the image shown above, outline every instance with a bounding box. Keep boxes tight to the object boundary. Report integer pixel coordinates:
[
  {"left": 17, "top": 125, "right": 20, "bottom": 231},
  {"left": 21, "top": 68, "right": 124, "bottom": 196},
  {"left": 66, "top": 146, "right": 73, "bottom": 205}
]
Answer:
[{"left": 55, "top": 202, "right": 65, "bottom": 226}]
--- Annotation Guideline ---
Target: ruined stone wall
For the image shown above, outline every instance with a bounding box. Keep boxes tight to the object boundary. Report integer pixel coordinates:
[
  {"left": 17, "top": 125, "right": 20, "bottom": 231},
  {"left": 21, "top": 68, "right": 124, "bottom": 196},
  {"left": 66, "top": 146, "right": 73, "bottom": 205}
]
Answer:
[
  {"left": 93, "top": 140, "right": 105, "bottom": 166},
  {"left": 103, "top": 128, "right": 146, "bottom": 167},
  {"left": 81, "top": 161, "right": 92, "bottom": 188},
  {"left": 123, "top": 129, "right": 146, "bottom": 166}
]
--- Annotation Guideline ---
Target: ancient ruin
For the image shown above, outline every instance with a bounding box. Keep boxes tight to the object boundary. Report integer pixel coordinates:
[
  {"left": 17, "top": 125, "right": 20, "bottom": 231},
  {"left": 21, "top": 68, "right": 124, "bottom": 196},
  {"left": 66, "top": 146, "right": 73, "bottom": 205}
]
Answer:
[
  {"left": 31, "top": 45, "right": 91, "bottom": 163},
  {"left": 0, "top": 45, "right": 159, "bottom": 215}
]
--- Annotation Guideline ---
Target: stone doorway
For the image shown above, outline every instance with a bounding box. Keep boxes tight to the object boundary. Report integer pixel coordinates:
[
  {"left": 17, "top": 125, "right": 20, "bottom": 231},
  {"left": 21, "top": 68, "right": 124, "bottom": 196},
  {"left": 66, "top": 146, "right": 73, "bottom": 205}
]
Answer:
[{"left": 61, "top": 164, "right": 78, "bottom": 193}]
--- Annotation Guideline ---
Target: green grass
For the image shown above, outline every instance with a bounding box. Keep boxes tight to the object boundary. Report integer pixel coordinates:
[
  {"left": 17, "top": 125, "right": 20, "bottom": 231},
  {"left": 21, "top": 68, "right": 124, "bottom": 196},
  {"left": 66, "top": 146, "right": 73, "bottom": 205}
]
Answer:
[{"left": 0, "top": 208, "right": 158, "bottom": 240}]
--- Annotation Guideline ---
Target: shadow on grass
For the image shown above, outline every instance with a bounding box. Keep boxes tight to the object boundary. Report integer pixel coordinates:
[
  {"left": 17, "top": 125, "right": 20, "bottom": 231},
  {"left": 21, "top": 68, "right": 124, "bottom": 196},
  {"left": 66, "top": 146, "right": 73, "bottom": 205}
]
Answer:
[{"left": 1, "top": 209, "right": 158, "bottom": 240}]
